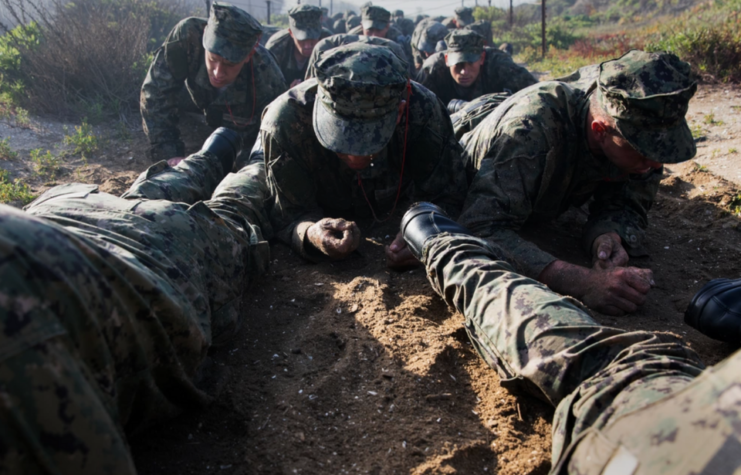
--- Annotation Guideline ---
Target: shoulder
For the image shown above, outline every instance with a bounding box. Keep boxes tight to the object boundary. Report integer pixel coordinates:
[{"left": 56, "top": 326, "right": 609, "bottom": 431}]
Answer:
[
  {"left": 484, "top": 47, "right": 518, "bottom": 66},
  {"left": 320, "top": 27, "right": 334, "bottom": 39},
  {"left": 167, "top": 17, "right": 206, "bottom": 44},
  {"left": 348, "top": 25, "right": 363, "bottom": 35},
  {"left": 261, "top": 79, "right": 318, "bottom": 135},
  {"left": 420, "top": 52, "right": 446, "bottom": 73},
  {"left": 408, "top": 82, "right": 449, "bottom": 130},
  {"left": 265, "top": 28, "right": 292, "bottom": 51}
]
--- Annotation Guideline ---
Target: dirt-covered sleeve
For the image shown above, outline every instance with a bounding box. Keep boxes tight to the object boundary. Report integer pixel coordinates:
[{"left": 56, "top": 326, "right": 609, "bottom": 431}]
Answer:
[
  {"left": 582, "top": 167, "right": 663, "bottom": 258},
  {"left": 458, "top": 125, "right": 557, "bottom": 279},
  {"left": 263, "top": 131, "right": 324, "bottom": 261},
  {"left": 141, "top": 18, "right": 201, "bottom": 162}
]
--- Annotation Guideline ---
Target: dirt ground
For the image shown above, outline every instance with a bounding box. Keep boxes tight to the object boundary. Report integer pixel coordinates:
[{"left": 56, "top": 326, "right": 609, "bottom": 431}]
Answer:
[{"left": 1, "top": 84, "right": 740, "bottom": 474}]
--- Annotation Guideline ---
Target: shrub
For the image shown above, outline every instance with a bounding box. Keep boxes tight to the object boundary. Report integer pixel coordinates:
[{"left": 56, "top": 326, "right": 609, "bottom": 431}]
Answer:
[
  {"left": 64, "top": 121, "right": 99, "bottom": 157},
  {"left": 30, "top": 149, "right": 61, "bottom": 179},
  {"left": 0, "top": 169, "right": 34, "bottom": 205}
]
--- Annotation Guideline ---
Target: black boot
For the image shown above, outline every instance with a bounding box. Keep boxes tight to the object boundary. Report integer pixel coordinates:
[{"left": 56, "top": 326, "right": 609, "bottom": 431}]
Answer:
[
  {"left": 201, "top": 127, "right": 242, "bottom": 172},
  {"left": 401, "top": 202, "right": 471, "bottom": 260},
  {"left": 685, "top": 278, "right": 741, "bottom": 343}
]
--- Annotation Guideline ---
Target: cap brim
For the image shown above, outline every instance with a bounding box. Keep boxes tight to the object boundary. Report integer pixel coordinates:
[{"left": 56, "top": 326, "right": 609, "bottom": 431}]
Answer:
[
  {"left": 291, "top": 26, "right": 322, "bottom": 40},
  {"left": 362, "top": 19, "right": 388, "bottom": 30},
  {"left": 417, "top": 38, "right": 438, "bottom": 54},
  {"left": 445, "top": 51, "right": 482, "bottom": 66},
  {"left": 313, "top": 93, "right": 397, "bottom": 156},
  {"left": 203, "top": 26, "right": 249, "bottom": 63},
  {"left": 616, "top": 118, "right": 696, "bottom": 164}
]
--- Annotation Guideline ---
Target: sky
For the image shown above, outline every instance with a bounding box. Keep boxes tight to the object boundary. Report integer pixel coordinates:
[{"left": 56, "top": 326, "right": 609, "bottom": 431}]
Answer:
[{"left": 224, "top": 0, "right": 536, "bottom": 22}]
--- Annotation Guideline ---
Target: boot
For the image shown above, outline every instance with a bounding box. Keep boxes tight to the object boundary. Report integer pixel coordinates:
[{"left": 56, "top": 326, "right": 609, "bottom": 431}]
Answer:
[
  {"left": 401, "top": 202, "right": 471, "bottom": 260},
  {"left": 685, "top": 278, "right": 741, "bottom": 343},
  {"left": 201, "top": 127, "right": 242, "bottom": 173}
]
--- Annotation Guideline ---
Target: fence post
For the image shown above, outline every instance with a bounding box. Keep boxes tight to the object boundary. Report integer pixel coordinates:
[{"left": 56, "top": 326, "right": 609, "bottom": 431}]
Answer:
[
  {"left": 541, "top": 0, "right": 546, "bottom": 58},
  {"left": 205, "top": 0, "right": 211, "bottom": 15},
  {"left": 509, "top": 0, "right": 513, "bottom": 27},
  {"left": 266, "top": 0, "right": 271, "bottom": 24}
]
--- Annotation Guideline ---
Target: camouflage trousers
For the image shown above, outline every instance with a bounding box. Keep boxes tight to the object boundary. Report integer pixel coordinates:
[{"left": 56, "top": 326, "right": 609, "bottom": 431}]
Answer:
[
  {"left": 0, "top": 152, "right": 270, "bottom": 474},
  {"left": 422, "top": 234, "right": 741, "bottom": 474}
]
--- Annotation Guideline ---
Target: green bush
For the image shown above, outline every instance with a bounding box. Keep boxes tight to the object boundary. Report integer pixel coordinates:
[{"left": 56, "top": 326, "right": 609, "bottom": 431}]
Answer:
[{"left": 0, "top": 169, "right": 34, "bottom": 205}]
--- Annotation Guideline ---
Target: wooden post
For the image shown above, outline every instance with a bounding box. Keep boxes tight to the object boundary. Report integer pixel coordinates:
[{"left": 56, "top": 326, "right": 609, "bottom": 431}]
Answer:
[
  {"left": 541, "top": 0, "right": 546, "bottom": 58},
  {"left": 266, "top": 0, "right": 271, "bottom": 24},
  {"left": 205, "top": 0, "right": 211, "bottom": 15},
  {"left": 330, "top": 0, "right": 333, "bottom": 15},
  {"left": 509, "top": 0, "right": 513, "bottom": 27}
]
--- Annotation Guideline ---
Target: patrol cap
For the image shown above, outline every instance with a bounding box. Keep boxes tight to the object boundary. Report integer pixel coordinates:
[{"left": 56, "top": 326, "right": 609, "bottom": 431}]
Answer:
[
  {"left": 361, "top": 5, "right": 391, "bottom": 30},
  {"left": 203, "top": 2, "right": 262, "bottom": 64},
  {"left": 288, "top": 5, "right": 323, "bottom": 40},
  {"left": 444, "top": 30, "right": 484, "bottom": 66},
  {"left": 597, "top": 50, "right": 697, "bottom": 164},
  {"left": 465, "top": 20, "right": 491, "bottom": 44},
  {"left": 454, "top": 6, "right": 474, "bottom": 27},
  {"left": 415, "top": 20, "right": 448, "bottom": 54},
  {"left": 392, "top": 10, "right": 404, "bottom": 18},
  {"left": 313, "top": 43, "right": 409, "bottom": 156},
  {"left": 347, "top": 16, "right": 362, "bottom": 29}
]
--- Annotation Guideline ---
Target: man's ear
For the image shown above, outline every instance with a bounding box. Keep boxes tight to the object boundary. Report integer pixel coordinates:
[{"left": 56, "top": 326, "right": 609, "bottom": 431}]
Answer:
[
  {"left": 591, "top": 119, "right": 608, "bottom": 140},
  {"left": 396, "top": 100, "right": 407, "bottom": 125}
]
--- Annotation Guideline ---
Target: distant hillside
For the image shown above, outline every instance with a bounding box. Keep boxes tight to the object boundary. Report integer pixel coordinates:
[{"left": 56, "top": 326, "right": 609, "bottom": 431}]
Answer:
[{"left": 513, "top": 0, "right": 698, "bottom": 23}]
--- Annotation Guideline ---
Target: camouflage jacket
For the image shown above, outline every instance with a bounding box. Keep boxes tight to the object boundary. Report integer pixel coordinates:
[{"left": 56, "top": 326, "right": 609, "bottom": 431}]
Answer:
[
  {"left": 415, "top": 47, "right": 537, "bottom": 106},
  {"left": 304, "top": 34, "right": 413, "bottom": 79},
  {"left": 458, "top": 81, "right": 662, "bottom": 279},
  {"left": 345, "top": 25, "right": 414, "bottom": 68},
  {"left": 140, "top": 17, "right": 287, "bottom": 163},
  {"left": 265, "top": 27, "right": 333, "bottom": 85},
  {"left": 260, "top": 79, "right": 468, "bottom": 260},
  {"left": 347, "top": 23, "right": 404, "bottom": 42}
]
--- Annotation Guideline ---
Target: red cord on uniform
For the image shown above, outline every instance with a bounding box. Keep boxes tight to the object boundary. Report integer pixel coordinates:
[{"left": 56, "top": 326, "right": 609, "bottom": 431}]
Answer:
[{"left": 357, "top": 80, "right": 413, "bottom": 223}]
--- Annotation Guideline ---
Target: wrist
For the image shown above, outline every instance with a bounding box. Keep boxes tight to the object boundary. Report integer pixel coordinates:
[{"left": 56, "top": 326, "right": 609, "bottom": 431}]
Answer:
[{"left": 539, "top": 260, "right": 591, "bottom": 299}]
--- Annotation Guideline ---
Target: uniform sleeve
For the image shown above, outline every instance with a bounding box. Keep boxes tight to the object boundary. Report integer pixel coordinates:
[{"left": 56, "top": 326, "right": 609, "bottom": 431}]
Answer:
[
  {"left": 263, "top": 131, "right": 325, "bottom": 261},
  {"left": 582, "top": 167, "right": 663, "bottom": 257},
  {"left": 140, "top": 21, "right": 196, "bottom": 162},
  {"left": 458, "top": 131, "right": 558, "bottom": 279},
  {"left": 486, "top": 51, "right": 538, "bottom": 94},
  {"left": 414, "top": 56, "right": 446, "bottom": 102}
]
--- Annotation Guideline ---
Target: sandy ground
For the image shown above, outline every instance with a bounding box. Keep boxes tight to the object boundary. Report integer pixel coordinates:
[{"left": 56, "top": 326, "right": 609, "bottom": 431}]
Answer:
[{"left": 1, "top": 83, "right": 739, "bottom": 474}]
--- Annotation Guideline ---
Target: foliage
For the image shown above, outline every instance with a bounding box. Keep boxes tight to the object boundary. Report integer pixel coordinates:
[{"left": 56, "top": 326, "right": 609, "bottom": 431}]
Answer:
[
  {"left": 0, "top": 169, "right": 34, "bottom": 205},
  {"left": 64, "top": 121, "right": 99, "bottom": 157},
  {"left": 30, "top": 148, "right": 61, "bottom": 179},
  {"left": 0, "top": 138, "right": 17, "bottom": 161}
]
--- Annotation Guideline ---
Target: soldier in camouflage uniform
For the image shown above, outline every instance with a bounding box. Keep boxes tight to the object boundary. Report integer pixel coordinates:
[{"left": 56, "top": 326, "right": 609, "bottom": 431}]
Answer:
[
  {"left": 410, "top": 19, "right": 448, "bottom": 71},
  {"left": 347, "top": 6, "right": 404, "bottom": 42},
  {"left": 459, "top": 50, "right": 697, "bottom": 316},
  {"left": 465, "top": 19, "right": 492, "bottom": 46},
  {"left": 442, "top": 6, "right": 475, "bottom": 29},
  {"left": 304, "top": 34, "right": 411, "bottom": 79},
  {"left": 0, "top": 128, "right": 270, "bottom": 474},
  {"left": 402, "top": 201, "right": 741, "bottom": 475},
  {"left": 140, "top": 3, "right": 287, "bottom": 168},
  {"left": 259, "top": 43, "right": 468, "bottom": 268},
  {"left": 266, "top": 5, "right": 332, "bottom": 88},
  {"left": 416, "top": 29, "right": 537, "bottom": 107}
]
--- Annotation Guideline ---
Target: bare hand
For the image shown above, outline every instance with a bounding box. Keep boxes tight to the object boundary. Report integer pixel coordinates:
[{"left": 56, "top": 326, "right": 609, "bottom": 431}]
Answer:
[
  {"left": 591, "top": 232, "right": 629, "bottom": 270},
  {"left": 290, "top": 79, "right": 303, "bottom": 88},
  {"left": 307, "top": 218, "right": 360, "bottom": 260},
  {"left": 581, "top": 266, "right": 655, "bottom": 316},
  {"left": 385, "top": 231, "right": 419, "bottom": 269},
  {"left": 167, "top": 156, "right": 185, "bottom": 167}
]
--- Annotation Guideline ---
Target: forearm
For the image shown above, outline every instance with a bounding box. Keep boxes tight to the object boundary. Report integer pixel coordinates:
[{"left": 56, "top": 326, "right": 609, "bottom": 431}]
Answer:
[{"left": 538, "top": 259, "right": 591, "bottom": 301}]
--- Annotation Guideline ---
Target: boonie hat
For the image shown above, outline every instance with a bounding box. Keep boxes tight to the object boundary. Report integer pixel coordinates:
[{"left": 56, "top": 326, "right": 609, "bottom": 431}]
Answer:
[
  {"left": 202, "top": 2, "right": 262, "bottom": 63},
  {"left": 597, "top": 50, "right": 697, "bottom": 164},
  {"left": 313, "top": 43, "right": 409, "bottom": 156}
]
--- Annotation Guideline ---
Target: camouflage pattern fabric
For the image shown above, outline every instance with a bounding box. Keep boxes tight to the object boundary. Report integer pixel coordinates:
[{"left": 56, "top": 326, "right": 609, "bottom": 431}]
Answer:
[
  {"left": 259, "top": 25, "right": 281, "bottom": 46},
  {"left": 410, "top": 19, "right": 448, "bottom": 70},
  {"left": 420, "top": 233, "right": 732, "bottom": 475},
  {"left": 415, "top": 46, "right": 537, "bottom": 106},
  {"left": 287, "top": 4, "right": 324, "bottom": 40},
  {"left": 347, "top": 22, "right": 404, "bottom": 42},
  {"left": 443, "top": 29, "right": 485, "bottom": 66},
  {"left": 259, "top": 78, "right": 468, "bottom": 261},
  {"left": 360, "top": 5, "right": 392, "bottom": 30},
  {"left": 266, "top": 27, "right": 333, "bottom": 85},
  {"left": 304, "top": 34, "right": 412, "bottom": 79},
  {"left": 140, "top": 17, "right": 287, "bottom": 166},
  {"left": 332, "top": 18, "right": 347, "bottom": 34},
  {"left": 202, "top": 3, "right": 262, "bottom": 64},
  {"left": 0, "top": 150, "right": 270, "bottom": 474},
  {"left": 464, "top": 20, "right": 492, "bottom": 45},
  {"left": 458, "top": 80, "right": 662, "bottom": 279},
  {"left": 395, "top": 18, "right": 416, "bottom": 37},
  {"left": 453, "top": 6, "right": 475, "bottom": 27},
  {"left": 449, "top": 92, "right": 511, "bottom": 139}
]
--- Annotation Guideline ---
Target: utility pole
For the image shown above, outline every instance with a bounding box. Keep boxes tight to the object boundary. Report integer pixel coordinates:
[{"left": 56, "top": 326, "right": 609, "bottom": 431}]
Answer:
[
  {"left": 205, "top": 0, "right": 211, "bottom": 14},
  {"left": 488, "top": 0, "right": 491, "bottom": 6},
  {"left": 330, "top": 0, "right": 333, "bottom": 15},
  {"left": 541, "top": 0, "right": 546, "bottom": 58},
  {"left": 266, "top": 0, "right": 271, "bottom": 24},
  {"left": 510, "top": 0, "right": 513, "bottom": 27}
]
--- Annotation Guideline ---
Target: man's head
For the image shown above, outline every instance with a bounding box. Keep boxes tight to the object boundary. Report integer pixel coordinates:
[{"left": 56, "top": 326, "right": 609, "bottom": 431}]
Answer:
[
  {"left": 453, "top": 7, "right": 474, "bottom": 27},
  {"left": 392, "top": 9, "right": 404, "bottom": 20},
  {"left": 288, "top": 5, "right": 324, "bottom": 58},
  {"left": 444, "top": 30, "right": 486, "bottom": 87},
  {"left": 588, "top": 50, "right": 697, "bottom": 171},
  {"left": 361, "top": 5, "right": 391, "bottom": 38},
  {"left": 465, "top": 20, "right": 492, "bottom": 46},
  {"left": 202, "top": 3, "right": 263, "bottom": 88},
  {"left": 313, "top": 43, "right": 409, "bottom": 167},
  {"left": 413, "top": 20, "right": 448, "bottom": 61}
]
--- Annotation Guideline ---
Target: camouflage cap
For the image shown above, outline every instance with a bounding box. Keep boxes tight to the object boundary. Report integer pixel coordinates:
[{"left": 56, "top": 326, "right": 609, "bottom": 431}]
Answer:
[
  {"left": 597, "top": 50, "right": 697, "bottom": 164},
  {"left": 313, "top": 43, "right": 409, "bottom": 155},
  {"left": 444, "top": 30, "right": 485, "bottom": 66},
  {"left": 392, "top": 10, "right": 404, "bottom": 18},
  {"left": 361, "top": 5, "right": 391, "bottom": 31},
  {"left": 203, "top": 2, "right": 262, "bottom": 64},
  {"left": 414, "top": 20, "right": 448, "bottom": 54},
  {"left": 465, "top": 20, "right": 492, "bottom": 44},
  {"left": 288, "top": 4, "right": 323, "bottom": 40},
  {"left": 454, "top": 6, "right": 474, "bottom": 27},
  {"left": 347, "top": 16, "right": 362, "bottom": 29}
]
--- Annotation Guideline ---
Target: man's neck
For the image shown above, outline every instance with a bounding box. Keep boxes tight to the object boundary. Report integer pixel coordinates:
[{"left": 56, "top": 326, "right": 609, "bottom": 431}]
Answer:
[{"left": 293, "top": 47, "right": 309, "bottom": 68}]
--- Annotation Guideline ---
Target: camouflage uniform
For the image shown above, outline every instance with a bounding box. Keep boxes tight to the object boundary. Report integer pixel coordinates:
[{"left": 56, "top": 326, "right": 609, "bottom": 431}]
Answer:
[
  {"left": 420, "top": 231, "right": 736, "bottom": 475},
  {"left": 459, "top": 50, "right": 697, "bottom": 279},
  {"left": 140, "top": 3, "right": 287, "bottom": 167},
  {"left": 465, "top": 20, "right": 492, "bottom": 46},
  {"left": 0, "top": 141, "right": 270, "bottom": 474},
  {"left": 416, "top": 30, "right": 537, "bottom": 106},
  {"left": 260, "top": 44, "right": 468, "bottom": 261},
  {"left": 410, "top": 19, "right": 448, "bottom": 71},
  {"left": 265, "top": 5, "right": 333, "bottom": 86},
  {"left": 442, "top": 6, "right": 474, "bottom": 29},
  {"left": 304, "top": 34, "right": 411, "bottom": 79},
  {"left": 346, "top": 5, "right": 405, "bottom": 42}
]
